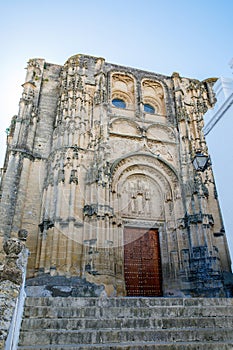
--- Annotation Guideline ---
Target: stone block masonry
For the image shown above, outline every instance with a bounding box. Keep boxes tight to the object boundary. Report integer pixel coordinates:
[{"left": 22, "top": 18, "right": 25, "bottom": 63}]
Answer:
[{"left": 18, "top": 296, "right": 233, "bottom": 348}]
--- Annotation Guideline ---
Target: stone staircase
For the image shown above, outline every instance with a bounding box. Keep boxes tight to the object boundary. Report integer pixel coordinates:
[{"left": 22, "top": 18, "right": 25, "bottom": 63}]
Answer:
[{"left": 18, "top": 297, "right": 233, "bottom": 349}]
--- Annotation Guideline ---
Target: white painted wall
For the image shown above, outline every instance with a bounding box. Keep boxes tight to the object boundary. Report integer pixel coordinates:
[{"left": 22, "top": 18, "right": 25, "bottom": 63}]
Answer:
[{"left": 204, "top": 74, "right": 233, "bottom": 266}]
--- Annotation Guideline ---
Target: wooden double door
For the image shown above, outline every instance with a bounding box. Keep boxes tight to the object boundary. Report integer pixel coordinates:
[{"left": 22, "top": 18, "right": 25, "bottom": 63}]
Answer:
[{"left": 124, "top": 227, "right": 162, "bottom": 296}]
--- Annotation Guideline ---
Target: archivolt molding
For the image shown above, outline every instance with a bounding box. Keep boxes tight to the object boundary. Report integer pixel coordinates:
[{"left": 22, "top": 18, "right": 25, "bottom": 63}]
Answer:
[
  {"left": 111, "top": 153, "right": 178, "bottom": 195},
  {"left": 116, "top": 165, "right": 171, "bottom": 201}
]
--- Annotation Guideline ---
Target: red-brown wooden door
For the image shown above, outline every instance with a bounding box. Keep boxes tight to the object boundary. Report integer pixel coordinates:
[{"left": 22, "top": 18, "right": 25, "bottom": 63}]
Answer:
[{"left": 124, "top": 227, "right": 162, "bottom": 296}]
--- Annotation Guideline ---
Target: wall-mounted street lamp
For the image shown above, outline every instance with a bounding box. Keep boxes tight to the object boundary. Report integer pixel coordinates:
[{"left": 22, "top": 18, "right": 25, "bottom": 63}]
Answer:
[{"left": 192, "top": 152, "right": 211, "bottom": 171}]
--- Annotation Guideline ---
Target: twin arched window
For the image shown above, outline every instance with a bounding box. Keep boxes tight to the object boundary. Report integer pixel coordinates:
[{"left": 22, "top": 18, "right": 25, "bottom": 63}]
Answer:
[
  {"left": 111, "top": 75, "right": 164, "bottom": 115},
  {"left": 112, "top": 99, "right": 155, "bottom": 114}
]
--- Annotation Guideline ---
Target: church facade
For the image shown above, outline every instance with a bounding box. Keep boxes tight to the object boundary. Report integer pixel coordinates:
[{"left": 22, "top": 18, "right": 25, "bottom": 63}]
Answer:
[{"left": 0, "top": 54, "right": 231, "bottom": 297}]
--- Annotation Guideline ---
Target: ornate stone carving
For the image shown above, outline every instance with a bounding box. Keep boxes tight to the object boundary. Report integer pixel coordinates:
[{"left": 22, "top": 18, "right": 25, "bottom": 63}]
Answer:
[
  {"left": 141, "top": 79, "right": 165, "bottom": 115},
  {"left": 147, "top": 141, "right": 174, "bottom": 162},
  {"left": 21, "top": 82, "right": 35, "bottom": 102},
  {"left": 0, "top": 230, "right": 28, "bottom": 285},
  {"left": 1, "top": 54, "right": 228, "bottom": 298},
  {"left": 120, "top": 175, "right": 163, "bottom": 220},
  {"left": 111, "top": 154, "right": 178, "bottom": 192},
  {"left": 57, "top": 169, "right": 65, "bottom": 183},
  {"left": 83, "top": 204, "right": 114, "bottom": 217},
  {"left": 180, "top": 213, "right": 214, "bottom": 228},
  {"left": 69, "top": 169, "right": 78, "bottom": 184},
  {"left": 126, "top": 178, "right": 151, "bottom": 216},
  {"left": 27, "top": 58, "right": 42, "bottom": 74},
  {"left": 111, "top": 73, "right": 135, "bottom": 107},
  {"left": 18, "top": 229, "right": 28, "bottom": 241},
  {"left": 97, "top": 161, "right": 111, "bottom": 186},
  {"left": 146, "top": 123, "right": 176, "bottom": 142},
  {"left": 85, "top": 164, "right": 98, "bottom": 184},
  {"left": 64, "top": 150, "right": 74, "bottom": 168},
  {"left": 3, "top": 238, "right": 24, "bottom": 258},
  {"left": 94, "top": 74, "right": 106, "bottom": 105}
]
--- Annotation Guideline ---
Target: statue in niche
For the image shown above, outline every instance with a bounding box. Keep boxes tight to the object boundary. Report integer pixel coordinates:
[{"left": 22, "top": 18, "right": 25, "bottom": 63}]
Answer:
[
  {"left": 64, "top": 149, "right": 73, "bottom": 168},
  {"left": 144, "top": 186, "right": 151, "bottom": 214},
  {"left": 73, "top": 144, "right": 79, "bottom": 159},
  {"left": 58, "top": 169, "right": 65, "bottom": 183},
  {"left": 128, "top": 179, "right": 151, "bottom": 216},
  {"left": 69, "top": 169, "right": 78, "bottom": 184},
  {"left": 76, "top": 76, "right": 83, "bottom": 91}
]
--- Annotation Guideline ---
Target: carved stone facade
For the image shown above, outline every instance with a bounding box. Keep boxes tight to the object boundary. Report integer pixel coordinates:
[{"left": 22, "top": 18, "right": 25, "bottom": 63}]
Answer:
[{"left": 0, "top": 54, "right": 232, "bottom": 297}]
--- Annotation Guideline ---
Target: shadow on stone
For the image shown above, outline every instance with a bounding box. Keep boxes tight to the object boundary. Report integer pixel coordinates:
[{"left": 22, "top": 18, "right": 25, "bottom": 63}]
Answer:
[{"left": 25, "top": 274, "right": 105, "bottom": 297}]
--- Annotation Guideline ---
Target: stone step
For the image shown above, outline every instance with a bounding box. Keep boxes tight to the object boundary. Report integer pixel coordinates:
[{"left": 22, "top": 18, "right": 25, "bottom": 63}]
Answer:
[
  {"left": 18, "top": 328, "right": 233, "bottom": 346},
  {"left": 23, "top": 305, "right": 233, "bottom": 319},
  {"left": 17, "top": 341, "right": 233, "bottom": 350},
  {"left": 24, "top": 297, "right": 233, "bottom": 308},
  {"left": 18, "top": 297, "right": 233, "bottom": 349},
  {"left": 20, "top": 316, "right": 233, "bottom": 331}
]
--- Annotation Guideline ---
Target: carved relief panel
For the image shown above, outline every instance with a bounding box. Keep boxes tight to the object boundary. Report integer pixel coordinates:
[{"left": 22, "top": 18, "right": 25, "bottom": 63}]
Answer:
[{"left": 120, "top": 175, "right": 163, "bottom": 220}]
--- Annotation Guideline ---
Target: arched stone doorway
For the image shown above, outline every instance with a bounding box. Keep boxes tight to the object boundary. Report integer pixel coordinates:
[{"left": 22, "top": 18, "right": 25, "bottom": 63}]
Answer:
[{"left": 111, "top": 153, "right": 181, "bottom": 297}]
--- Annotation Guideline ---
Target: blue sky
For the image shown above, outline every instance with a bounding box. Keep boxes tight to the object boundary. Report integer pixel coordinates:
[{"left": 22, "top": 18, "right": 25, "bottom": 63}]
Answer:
[
  {"left": 0, "top": 1, "right": 232, "bottom": 150},
  {"left": 0, "top": 0, "right": 233, "bottom": 256}
]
